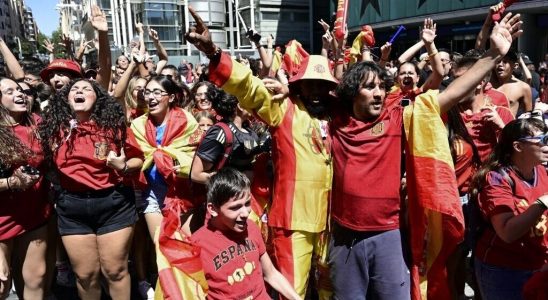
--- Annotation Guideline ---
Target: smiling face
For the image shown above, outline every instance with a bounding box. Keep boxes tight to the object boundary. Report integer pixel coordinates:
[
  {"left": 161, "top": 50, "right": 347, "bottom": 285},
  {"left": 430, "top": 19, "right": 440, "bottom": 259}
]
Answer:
[
  {"left": 208, "top": 189, "right": 252, "bottom": 233},
  {"left": 68, "top": 80, "right": 96, "bottom": 120},
  {"left": 195, "top": 85, "right": 211, "bottom": 111},
  {"left": 299, "top": 79, "right": 333, "bottom": 118},
  {"left": 197, "top": 116, "right": 214, "bottom": 132},
  {"left": 18, "top": 82, "right": 35, "bottom": 111},
  {"left": 117, "top": 55, "right": 129, "bottom": 69},
  {"left": 0, "top": 78, "right": 27, "bottom": 119},
  {"left": 352, "top": 72, "right": 386, "bottom": 120},
  {"left": 515, "top": 129, "right": 548, "bottom": 165},
  {"left": 145, "top": 79, "right": 173, "bottom": 121}
]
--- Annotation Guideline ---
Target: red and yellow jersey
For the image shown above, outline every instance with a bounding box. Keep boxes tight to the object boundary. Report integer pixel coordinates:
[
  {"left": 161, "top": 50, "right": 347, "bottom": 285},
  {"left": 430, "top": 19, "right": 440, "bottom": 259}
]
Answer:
[{"left": 209, "top": 53, "right": 332, "bottom": 233}]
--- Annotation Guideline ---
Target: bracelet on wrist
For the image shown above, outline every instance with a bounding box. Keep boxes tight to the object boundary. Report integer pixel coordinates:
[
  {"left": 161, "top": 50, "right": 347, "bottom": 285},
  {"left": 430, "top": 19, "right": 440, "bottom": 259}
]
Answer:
[
  {"left": 6, "top": 177, "right": 11, "bottom": 191},
  {"left": 536, "top": 199, "right": 548, "bottom": 210},
  {"left": 428, "top": 51, "right": 439, "bottom": 58},
  {"left": 206, "top": 47, "right": 222, "bottom": 60},
  {"left": 121, "top": 162, "right": 129, "bottom": 175}
]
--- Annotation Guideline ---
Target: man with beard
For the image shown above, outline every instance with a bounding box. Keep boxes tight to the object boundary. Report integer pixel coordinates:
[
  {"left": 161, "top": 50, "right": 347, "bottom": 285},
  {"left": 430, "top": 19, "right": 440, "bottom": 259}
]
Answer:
[
  {"left": 491, "top": 50, "right": 532, "bottom": 116},
  {"left": 186, "top": 7, "right": 335, "bottom": 299},
  {"left": 329, "top": 13, "right": 522, "bottom": 299}
]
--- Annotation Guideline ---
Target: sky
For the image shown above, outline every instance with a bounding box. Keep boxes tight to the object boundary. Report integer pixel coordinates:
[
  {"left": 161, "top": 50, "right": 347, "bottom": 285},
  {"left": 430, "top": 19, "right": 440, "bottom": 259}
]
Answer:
[{"left": 27, "top": 0, "right": 60, "bottom": 37}]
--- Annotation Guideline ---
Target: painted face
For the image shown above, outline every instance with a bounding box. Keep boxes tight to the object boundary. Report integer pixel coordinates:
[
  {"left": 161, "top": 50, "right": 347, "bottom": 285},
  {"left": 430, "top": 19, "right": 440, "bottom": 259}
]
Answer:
[
  {"left": 145, "top": 80, "right": 172, "bottom": 117},
  {"left": 197, "top": 116, "right": 214, "bottom": 132},
  {"left": 299, "top": 80, "right": 332, "bottom": 117},
  {"left": 195, "top": 85, "right": 211, "bottom": 111},
  {"left": 517, "top": 129, "right": 548, "bottom": 164},
  {"left": 117, "top": 56, "right": 129, "bottom": 69},
  {"left": 68, "top": 80, "right": 96, "bottom": 117},
  {"left": 0, "top": 79, "right": 26, "bottom": 114},
  {"left": 397, "top": 63, "right": 419, "bottom": 88},
  {"left": 352, "top": 72, "right": 386, "bottom": 120},
  {"left": 209, "top": 189, "right": 252, "bottom": 233},
  {"left": 49, "top": 70, "right": 72, "bottom": 91}
]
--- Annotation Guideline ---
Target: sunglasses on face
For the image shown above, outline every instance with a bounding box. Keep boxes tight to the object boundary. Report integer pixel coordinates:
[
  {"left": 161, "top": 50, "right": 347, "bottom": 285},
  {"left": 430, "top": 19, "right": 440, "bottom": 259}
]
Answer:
[
  {"left": 519, "top": 134, "right": 548, "bottom": 146},
  {"left": 22, "top": 89, "right": 35, "bottom": 97}
]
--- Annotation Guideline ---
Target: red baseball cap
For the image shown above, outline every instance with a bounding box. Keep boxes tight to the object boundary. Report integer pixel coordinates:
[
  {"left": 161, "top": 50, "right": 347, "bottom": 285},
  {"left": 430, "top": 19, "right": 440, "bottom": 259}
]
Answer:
[{"left": 40, "top": 59, "right": 83, "bottom": 82}]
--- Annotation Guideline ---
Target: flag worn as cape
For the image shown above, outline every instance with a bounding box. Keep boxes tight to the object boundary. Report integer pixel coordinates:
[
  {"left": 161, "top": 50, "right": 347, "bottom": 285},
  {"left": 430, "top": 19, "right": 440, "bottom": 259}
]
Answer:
[
  {"left": 131, "top": 107, "right": 201, "bottom": 209},
  {"left": 403, "top": 90, "right": 465, "bottom": 300},
  {"left": 349, "top": 25, "right": 375, "bottom": 66},
  {"left": 155, "top": 199, "right": 208, "bottom": 300},
  {"left": 281, "top": 40, "right": 309, "bottom": 78}
]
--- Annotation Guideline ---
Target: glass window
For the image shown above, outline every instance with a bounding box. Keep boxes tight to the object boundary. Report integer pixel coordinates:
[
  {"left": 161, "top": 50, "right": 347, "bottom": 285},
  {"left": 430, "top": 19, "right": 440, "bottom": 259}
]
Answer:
[
  {"left": 293, "top": 12, "right": 308, "bottom": 22},
  {"left": 99, "top": 0, "right": 110, "bottom": 10},
  {"left": 262, "top": 12, "right": 278, "bottom": 21},
  {"left": 146, "top": 11, "right": 177, "bottom": 26}
]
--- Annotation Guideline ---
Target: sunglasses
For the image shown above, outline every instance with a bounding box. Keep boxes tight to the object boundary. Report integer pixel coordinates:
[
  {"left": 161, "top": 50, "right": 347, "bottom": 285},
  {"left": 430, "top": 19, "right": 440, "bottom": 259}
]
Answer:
[
  {"left": 22, "top": 89, "right": 35, "bottom": 97},
  {"left": 519, "top": 134, "right": 548, "bottom": 146}
]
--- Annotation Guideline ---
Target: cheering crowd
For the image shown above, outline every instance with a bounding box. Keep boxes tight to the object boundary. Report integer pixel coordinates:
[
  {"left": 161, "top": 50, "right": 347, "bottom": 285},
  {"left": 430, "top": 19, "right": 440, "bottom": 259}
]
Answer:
[{"left": 0, "top": 2, "right": 546, "bottom": 300}]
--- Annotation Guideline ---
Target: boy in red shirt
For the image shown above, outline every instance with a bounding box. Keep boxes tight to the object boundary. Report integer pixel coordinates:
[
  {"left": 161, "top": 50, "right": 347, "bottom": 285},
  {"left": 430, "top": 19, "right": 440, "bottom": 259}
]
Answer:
[{"left": 191, "top": 168, "right": 301, "bottom": 300}]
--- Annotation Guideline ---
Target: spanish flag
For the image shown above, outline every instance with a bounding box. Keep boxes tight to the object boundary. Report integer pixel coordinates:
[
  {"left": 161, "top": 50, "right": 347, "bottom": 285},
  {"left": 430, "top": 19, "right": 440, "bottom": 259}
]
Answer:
[
  {"left": 281, "top": 40, "right": 309, "bottom": 78},
  {"left": 348, "top": 25, "right": 375, "bottom": 65},
  {"left": 268, "top": 49, "right": 283, "bottom": 78},
  {"left": 403, "top": 90, "right": 465, "bottom": 300},
  {"left": 155, "top": 200, "right": 208, "bottom": 300}
]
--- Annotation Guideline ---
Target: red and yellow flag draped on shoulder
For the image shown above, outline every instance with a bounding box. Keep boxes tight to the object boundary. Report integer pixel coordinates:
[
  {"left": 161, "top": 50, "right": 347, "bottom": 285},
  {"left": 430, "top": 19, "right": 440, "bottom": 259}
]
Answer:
[
  {"left": 403, "top": 90, "right": 465, "bottom": 300},
  {"left": 154, "top": 199, "right": 208, "bottom": 300}
]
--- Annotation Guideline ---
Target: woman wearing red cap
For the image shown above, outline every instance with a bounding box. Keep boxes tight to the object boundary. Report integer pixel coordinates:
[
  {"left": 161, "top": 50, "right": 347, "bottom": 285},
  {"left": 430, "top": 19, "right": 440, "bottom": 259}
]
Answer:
[
  {"left": 39, "top": 79, "right": 144, "bottom": 300},
  {"left": 0, "top": 77, "right": 51, "bottom": 299}
]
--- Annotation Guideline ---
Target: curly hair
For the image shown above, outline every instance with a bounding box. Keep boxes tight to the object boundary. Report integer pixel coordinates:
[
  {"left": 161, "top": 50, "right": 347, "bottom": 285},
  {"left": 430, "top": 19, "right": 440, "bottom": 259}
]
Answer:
[
  {"left": 190, "top": 81, "right": 215, "bottom": 110},
  {"left": 0, "top": 126, "right": 32, "bottom": 168},
  {"left": 39, "top": 79, "right": 126, "bottom": 161},
  {"left": 210, "top": 87, "right": 238, "bottom": 121},
  {"left": 469, "top": 118, "right": 547, "bottom": 199},
  {"left": 336, "top": 61, "right": 388, "bottom": 112}
]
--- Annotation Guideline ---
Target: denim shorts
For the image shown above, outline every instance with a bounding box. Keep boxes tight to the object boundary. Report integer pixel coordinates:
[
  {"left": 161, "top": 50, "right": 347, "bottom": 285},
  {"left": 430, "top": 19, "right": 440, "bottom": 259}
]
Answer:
[
  {"left": 56, "top": 185, "right": 138, "bottom": 236},
  {"left": 139, "top": 181, "right": 168, "bottom": 214},
  {"left": 474, "top": 258, "right": 532, "bottom": 300}
]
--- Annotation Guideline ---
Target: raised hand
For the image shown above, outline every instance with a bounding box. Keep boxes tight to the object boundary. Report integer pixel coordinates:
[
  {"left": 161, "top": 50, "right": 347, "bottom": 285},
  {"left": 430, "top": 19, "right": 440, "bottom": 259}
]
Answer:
[
  {"left": 322, "top": 31, "right": 333, "bottom": 48},
  {"left": 135, "top": 22, "right": 144, "bottom": 35},
  {"left": 149, "top": 28, "right": 159, "bottom": 42},
  {"left": 42, "top": 39, "right": 54, "bottom": 53},
  {"left": 91, "top": 5, "right": 108, "bottom": 32},
  {"left": 318, "top": 19, "right": 330, "bottom": 32},
  {"left": 185, "top": 6, "right": 216, "bottom": 55},
  {"left": 11, "top": 166, "right": 39, "bottom": 190},
  {"left": 263, "top": 78, "right": 288, "bottom": 101},
  {"left": 489, "top": 12, "right": 522, "bottom": 58},
  {"left": 380, "top": 42, "right": 392, "bottom": 60},
  {"left": 420, "top": 18, "right": 437, "bottom": 45}
]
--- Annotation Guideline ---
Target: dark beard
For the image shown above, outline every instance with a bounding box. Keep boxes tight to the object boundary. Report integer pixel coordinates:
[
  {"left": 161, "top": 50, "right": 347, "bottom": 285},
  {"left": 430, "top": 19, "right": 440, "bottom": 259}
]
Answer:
[{"left": 304, "top": 101, "right": 327, "bottom": 119}]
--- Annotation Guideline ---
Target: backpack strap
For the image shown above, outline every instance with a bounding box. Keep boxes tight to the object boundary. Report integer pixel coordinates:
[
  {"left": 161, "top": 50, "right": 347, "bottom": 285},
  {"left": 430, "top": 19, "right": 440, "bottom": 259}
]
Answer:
[{"left": 214, "top": 122, "right": 234, "bottom": 170}]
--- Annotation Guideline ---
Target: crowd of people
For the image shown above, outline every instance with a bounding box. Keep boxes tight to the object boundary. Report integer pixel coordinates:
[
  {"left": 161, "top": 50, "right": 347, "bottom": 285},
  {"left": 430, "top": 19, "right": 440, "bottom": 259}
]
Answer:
[{"left": 0, "top": 2, "right": 546, "bottom": 300}]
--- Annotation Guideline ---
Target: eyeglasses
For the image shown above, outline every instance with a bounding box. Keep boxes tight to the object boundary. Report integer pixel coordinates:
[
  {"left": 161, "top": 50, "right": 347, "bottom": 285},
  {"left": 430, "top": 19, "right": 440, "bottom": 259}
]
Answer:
[
  {"left": 518, "top": 109, "right": 544, "bottom": 122},
  {"left": 143, "top": 89, "right": 168, "bottom": 99},
  {"left": 518, "top": 134, "right": 548, "bottom": 146}
]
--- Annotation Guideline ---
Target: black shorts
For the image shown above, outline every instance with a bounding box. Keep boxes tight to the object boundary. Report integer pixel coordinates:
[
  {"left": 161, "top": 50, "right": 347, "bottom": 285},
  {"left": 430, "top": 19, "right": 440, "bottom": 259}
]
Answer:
[{"left": 56, "top": 185, "right": 138, "bottom": 236}]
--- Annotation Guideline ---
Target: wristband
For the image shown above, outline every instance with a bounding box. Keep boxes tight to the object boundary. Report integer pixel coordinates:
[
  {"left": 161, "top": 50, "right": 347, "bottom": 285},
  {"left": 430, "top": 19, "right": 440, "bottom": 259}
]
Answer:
[
  {"left": 536, "top": 199, "right": 548, "bottom": 210},
  {"left": 6, "top": 178, "right": 10, "bottom": 191},
  {"left": 428, "top": 51, "right": 439, "bottom": 58}
]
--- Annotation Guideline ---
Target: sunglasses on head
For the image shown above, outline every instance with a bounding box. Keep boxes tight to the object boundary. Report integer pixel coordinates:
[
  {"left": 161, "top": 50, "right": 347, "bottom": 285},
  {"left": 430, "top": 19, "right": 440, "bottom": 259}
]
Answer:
[{"left": 518, "top": 109, "right": 544, "bottom": 122}]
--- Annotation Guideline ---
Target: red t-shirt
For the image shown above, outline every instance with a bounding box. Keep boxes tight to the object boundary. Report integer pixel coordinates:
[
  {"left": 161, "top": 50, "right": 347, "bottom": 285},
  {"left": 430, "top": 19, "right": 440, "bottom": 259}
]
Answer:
[
  {"left": 191, "top": 220, "right": 269, "bottom": 300},
  {"left": 331, "top": 101, "right": 404, "bottom": 231},
  {"left": 453, "top": 138, "right": 476, "bottom": 194},
  {"left": 0, "top": 115, "right": 51, "bottom": 240},
  {"left": 459, "top": 106, "right": 514, "bottom": 162},
  {"left": 475, "top": 166, "right": 548, "bottom": 270},
  {"left": 55, "top": 122, "right": 144, "bottom": 191}
]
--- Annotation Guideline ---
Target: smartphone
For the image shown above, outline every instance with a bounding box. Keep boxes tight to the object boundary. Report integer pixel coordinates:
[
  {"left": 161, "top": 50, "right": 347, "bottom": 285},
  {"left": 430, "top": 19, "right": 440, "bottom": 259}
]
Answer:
[{"left": 401, "top": 98, "right": 411, "bottom": 107}]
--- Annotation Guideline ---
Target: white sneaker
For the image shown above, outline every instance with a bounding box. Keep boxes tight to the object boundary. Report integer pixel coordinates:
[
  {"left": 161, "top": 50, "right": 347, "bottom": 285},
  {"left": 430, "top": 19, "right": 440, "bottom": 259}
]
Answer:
[{"left": 138, "top": 280, "right": 154, "bottom": 300}]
